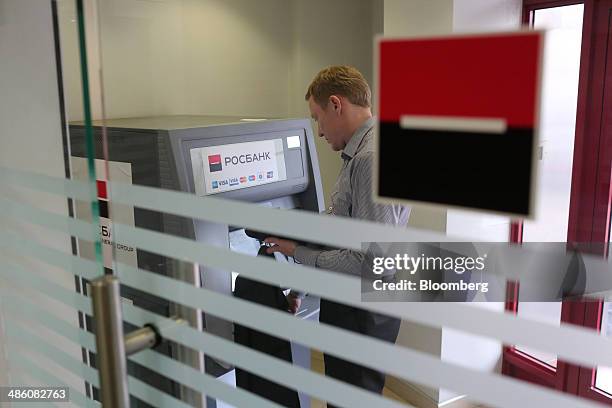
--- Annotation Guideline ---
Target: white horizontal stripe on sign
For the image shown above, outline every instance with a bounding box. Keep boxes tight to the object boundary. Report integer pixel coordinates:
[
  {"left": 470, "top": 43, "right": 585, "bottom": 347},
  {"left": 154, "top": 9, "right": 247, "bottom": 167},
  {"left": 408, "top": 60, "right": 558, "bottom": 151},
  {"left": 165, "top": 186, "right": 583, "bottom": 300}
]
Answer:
[{"left": 400, "top": 115, "right": 507, "bottom": 133}]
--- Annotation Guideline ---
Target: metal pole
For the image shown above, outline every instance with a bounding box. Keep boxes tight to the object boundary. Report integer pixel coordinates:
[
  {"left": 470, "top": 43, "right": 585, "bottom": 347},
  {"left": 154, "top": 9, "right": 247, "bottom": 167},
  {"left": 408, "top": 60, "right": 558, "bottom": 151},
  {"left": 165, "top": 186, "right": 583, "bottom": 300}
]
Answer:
[
  {"left": 90, "top": 275, "right": 130, "bottom": 408},
  {"left": 125, "top": 326, "right": 158, "bottom": 356}
]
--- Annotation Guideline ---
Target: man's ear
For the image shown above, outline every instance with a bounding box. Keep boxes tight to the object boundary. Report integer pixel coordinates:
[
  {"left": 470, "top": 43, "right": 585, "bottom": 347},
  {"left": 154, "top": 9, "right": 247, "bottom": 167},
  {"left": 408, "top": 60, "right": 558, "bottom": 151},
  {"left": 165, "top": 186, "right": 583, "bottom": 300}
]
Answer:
[{"left": 329, "top": 95, "right": 342, "bottom": 115}]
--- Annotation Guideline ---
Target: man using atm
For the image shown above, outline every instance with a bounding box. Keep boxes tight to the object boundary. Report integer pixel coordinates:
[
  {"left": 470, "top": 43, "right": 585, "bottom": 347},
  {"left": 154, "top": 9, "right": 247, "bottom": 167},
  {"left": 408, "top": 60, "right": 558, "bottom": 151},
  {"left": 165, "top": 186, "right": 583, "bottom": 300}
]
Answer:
[{"left": 266, "top": 65, "right": 410, "bottom": 405}]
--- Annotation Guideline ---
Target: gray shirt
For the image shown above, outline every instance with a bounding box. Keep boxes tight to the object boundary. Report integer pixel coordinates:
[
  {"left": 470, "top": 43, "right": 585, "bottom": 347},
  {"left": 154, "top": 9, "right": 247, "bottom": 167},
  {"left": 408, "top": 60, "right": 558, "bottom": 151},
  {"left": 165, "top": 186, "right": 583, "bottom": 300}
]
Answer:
[{"left": 292, "top": 117, "right": 410, "bottom": 285}]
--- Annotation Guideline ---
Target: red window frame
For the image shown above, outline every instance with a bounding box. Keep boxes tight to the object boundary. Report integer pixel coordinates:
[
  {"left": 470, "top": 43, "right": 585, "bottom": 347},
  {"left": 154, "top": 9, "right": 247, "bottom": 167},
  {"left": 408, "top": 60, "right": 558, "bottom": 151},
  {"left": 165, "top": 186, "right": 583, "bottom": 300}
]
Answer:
[
  {"left": 504, "top": 0, "right": 612, "bottom": 403},
  {"left": 575, "top": 0, "right": 612, "bottom": 402}
]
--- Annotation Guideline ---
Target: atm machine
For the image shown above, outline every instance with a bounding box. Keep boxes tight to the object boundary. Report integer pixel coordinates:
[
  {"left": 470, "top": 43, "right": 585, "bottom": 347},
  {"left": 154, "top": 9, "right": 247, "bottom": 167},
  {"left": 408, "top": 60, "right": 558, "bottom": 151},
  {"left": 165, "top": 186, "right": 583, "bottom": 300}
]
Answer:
[{"left": 69, "top": 115, "right": 325, "bottom": 407}]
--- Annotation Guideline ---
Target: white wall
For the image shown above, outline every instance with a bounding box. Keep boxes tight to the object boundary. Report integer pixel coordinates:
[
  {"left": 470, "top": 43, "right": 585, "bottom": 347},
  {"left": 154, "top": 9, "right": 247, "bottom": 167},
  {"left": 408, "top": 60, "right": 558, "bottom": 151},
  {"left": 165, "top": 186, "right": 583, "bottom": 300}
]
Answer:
[
  {"left": 62, "top": 0, "right": 295, "bottom": 121},
  {"left": 0, "top": 0, "right": 85, "bottom": 394},
  {"left": 289, "top": 0, "right": 378, "bottom": 205},
  {"left": 60, "top": 0, "right": 381, "bottom": 207},
  {"left": 384, "top": 0, "right": 453, "bottom": 36}
]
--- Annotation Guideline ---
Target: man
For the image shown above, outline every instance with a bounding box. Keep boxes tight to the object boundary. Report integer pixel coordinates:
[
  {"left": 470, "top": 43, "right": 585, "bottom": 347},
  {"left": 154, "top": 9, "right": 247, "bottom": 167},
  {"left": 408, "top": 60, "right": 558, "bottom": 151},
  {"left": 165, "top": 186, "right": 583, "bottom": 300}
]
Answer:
[{"left": 265, "top": 65, "right": 410, "bottom": 405}]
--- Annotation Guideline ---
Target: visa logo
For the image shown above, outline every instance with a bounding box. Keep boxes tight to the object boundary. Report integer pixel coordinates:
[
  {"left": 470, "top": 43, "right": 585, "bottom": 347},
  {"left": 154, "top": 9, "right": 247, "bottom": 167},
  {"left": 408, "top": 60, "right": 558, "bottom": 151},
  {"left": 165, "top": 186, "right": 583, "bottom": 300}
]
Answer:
[{"left": 229, "top": 177, "right": 239, "bottom": 186}]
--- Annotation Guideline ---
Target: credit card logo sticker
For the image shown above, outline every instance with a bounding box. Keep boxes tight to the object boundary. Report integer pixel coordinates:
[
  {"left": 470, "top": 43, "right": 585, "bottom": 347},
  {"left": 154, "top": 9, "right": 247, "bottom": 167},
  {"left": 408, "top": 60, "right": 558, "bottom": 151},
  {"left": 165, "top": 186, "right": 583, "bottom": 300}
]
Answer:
[
  {"left": 208, "top": 154, "right": 222, "bottom": 172},
  {"left": 240, "top": 176, "right": 247, "bottom": 184},
  {"left": 212, "top": 181, "right": 219, "bottom": 189},
  {"left": 229, "top": 177, "right": 239, "bottom": 186},
  {"left": 267, "top": 171, "right": 274, "bottom": 179},
  {"left": 249, "top": 175, "right": 256, "bottom": 181}
]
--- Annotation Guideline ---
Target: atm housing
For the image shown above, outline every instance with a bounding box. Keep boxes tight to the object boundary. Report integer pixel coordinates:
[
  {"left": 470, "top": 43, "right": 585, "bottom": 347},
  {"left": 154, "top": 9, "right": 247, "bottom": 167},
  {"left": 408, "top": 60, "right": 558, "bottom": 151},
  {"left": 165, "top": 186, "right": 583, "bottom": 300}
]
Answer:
[{"left": 69, "top": 115, "right": 325, "bottom": 407}]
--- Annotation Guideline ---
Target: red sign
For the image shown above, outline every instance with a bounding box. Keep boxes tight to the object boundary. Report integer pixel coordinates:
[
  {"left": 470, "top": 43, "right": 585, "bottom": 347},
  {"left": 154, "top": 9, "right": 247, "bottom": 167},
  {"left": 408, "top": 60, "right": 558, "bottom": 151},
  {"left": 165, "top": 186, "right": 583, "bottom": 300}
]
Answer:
[{"left": 376, "top": 31, "right": 543, "bottom": 217}]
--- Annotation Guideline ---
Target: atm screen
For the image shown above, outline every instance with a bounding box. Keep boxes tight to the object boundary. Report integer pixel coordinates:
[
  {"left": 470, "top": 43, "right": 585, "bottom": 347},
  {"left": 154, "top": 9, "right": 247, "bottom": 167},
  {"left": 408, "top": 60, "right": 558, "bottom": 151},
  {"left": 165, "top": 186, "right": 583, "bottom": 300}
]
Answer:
[{"left": 191, "top": 139, "right": 288, "bottom": 196}]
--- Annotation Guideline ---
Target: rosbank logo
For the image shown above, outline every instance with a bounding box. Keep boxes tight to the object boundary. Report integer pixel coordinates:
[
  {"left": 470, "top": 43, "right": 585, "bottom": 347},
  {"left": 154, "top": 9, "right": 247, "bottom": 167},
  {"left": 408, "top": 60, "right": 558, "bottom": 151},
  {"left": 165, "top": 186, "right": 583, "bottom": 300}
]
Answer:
[
  {"left": 224, "top": 152, "right": 271, "bottom": 166},
  {"left": 208, "top": 154, "right": 222, "bottom": 172}
]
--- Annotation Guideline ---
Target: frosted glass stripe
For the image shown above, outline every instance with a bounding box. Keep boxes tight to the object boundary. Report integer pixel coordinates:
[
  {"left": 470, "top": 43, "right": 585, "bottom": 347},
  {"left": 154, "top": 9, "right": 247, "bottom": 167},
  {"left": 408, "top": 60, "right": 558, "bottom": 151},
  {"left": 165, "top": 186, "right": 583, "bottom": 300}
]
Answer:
[
  {"left": 1, "top": 234, "right": 606, "bottom": 406},
  {"left": 0, "top": 263, "right": 284, "bottom": 407},
  {"left": 0, "top": 197, "right": 96, "bottom": 242},
  {"left": 0, "top": 167, "right": 446, "bottom": 249},
  {"left": 0, "top": 263, "right": 92, "bottom": 314},
  {"left": 8, "top": 353, "right": 100, "bottom": 408},
  {"left": 130, "top": 349, "right": 287, "bottom": 408},
  {"left": 1, "top": 292, "right": 96, "bottom": 351},
  {"left": 10, "top": 371, "right": 96, "bottom": 408},
  {"left": 124, "top": 305, "right": 411, "bottom": 408},
  {"left": 0, "top": 231, "right": 100, "bottom": 281},
  {"left": 109, "top": 180, "right": 447, "bottom": 250},
  {"left": 6, "top": 183, "right": 612, "bottom": 303},
  {"left": 3, "top": 217, "right": 612, "bottom": 375},
  {"left": 6, "top": 167, "right": 612, "bottom": 293},
  {"left": 127, "top": 376, "right": 194, "bottom": 408},
  {"left": 0, "top": 294, "right": 233, "bottom": 408},
  {"left": 1, "top": 297, "right": 191, "bottom": 408},
  {"left": 112, "top": 223, "right": 612, "bottom": 370},
  {"left": 0, "top": 166, "right": 91, "bottom": 201},
  {"left": 5, "top": 321, "right": 99, "bottom": 387},
  {"left": 121, "top": 292, "right": 602, "bottom": 408},
  {"left": 3, "top": 197, "right": 611, "bottom": 371}
]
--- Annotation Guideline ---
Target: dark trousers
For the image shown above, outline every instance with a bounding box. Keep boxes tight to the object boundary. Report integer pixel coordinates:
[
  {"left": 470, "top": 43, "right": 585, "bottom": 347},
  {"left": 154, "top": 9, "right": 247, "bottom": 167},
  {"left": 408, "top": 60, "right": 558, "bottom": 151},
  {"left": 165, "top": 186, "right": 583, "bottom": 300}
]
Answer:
[
  {"left": 319, "top": 299, "right": 401, "bottom": 408},
  {"left": 233, "top": 246, "right": 301, "bottom": 408}
]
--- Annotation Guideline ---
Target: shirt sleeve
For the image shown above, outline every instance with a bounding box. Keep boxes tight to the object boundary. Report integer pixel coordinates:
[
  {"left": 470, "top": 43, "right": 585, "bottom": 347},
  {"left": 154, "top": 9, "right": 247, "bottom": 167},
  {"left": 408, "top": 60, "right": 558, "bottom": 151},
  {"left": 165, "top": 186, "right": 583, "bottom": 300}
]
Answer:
[{"left": 292, "top": 151, "right": 404, "bottom": 278}]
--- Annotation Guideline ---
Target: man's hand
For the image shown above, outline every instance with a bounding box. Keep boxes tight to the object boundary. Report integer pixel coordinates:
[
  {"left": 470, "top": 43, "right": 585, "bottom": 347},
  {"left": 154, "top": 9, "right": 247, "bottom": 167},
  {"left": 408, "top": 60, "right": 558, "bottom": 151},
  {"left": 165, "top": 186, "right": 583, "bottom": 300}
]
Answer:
[
  {"left": 264, "top": 237, "right": 297, "bottom": 257},
  {"left": 286, "top": 293, "right": 302, "bottom": 314}
]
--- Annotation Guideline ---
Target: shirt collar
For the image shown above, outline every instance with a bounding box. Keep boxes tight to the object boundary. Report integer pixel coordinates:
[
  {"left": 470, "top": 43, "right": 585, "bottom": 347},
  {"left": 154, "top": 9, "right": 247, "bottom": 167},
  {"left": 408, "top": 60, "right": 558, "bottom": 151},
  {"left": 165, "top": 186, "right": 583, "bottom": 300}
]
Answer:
[{"left": 341, "top": 116, "right": 375, "bottom": 161}]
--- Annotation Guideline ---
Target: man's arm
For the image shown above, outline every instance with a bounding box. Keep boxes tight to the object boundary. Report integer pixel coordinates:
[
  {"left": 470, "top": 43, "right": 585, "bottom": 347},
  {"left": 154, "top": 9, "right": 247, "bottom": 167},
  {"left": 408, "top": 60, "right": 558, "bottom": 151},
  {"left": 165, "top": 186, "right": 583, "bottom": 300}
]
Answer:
[{"left": 292, "top": 151, "right": 405, "bottom": 275}]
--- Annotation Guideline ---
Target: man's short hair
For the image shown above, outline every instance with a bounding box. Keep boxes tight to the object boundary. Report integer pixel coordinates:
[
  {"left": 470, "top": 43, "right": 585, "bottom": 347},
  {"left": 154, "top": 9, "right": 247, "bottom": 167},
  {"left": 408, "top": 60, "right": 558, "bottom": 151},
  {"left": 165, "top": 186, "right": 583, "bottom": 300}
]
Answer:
[{"left": 305, "top": 65, "right": 371, "bottom": 108}]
